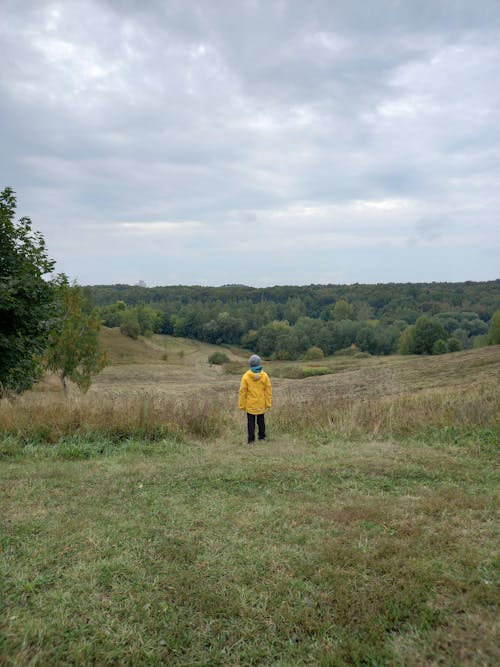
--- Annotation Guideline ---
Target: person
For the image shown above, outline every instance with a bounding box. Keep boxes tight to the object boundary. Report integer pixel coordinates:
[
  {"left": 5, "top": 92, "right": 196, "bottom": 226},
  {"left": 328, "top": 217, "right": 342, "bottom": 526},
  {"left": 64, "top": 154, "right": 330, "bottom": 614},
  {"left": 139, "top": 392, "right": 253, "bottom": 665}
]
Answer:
[{"left": 238, "top": 354, "right": 272, "bottom": 444}]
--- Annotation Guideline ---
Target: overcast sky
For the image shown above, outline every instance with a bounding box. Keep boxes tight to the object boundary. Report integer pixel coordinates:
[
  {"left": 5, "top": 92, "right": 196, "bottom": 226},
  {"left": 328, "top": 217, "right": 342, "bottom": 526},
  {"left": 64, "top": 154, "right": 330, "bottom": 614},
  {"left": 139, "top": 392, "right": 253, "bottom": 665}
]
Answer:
[{"left": 1, "top": 0, "right": 499, "bottom": 286}]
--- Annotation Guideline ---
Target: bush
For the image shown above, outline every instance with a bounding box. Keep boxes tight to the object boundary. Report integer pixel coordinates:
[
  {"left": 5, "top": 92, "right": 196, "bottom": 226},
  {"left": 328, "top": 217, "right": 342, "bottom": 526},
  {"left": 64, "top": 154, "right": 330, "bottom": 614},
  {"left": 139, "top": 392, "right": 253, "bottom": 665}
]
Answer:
[
  {"left": 120, "top": 313, "right": 140, "bottom": 339},
  {"left": 334, "top": 344, "right": 360, "bottom": 357},
  {"left": 273, "top": 365, "right": 330, "bottom": 379},
  {"left": 301, "top": 366, "right": 330, "bottom": 378},
  {"left": 448, "top": 337, "right": 462, "bottom": 352},
  {"left": 304, "top": 346, "right": 324, "bottom": 360},
  {"left": 208, "top": 351, "right": 230, "bottom": 365}
]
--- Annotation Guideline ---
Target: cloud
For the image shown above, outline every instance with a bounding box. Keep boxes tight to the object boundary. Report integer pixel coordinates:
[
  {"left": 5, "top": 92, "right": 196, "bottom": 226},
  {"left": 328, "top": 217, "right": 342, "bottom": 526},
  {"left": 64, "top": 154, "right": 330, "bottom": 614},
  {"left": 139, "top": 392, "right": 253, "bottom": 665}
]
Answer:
[{"left": 1, "top": 0, "right": 499, "bottom": 285}]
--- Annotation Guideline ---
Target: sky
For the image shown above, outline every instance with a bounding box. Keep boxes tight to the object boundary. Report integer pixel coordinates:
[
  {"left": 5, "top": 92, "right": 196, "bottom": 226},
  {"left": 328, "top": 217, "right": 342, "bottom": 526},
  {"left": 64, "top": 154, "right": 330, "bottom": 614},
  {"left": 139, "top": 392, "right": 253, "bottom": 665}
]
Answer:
[{"left": 1, "top": 0, "right": 499, "bottom": 287}]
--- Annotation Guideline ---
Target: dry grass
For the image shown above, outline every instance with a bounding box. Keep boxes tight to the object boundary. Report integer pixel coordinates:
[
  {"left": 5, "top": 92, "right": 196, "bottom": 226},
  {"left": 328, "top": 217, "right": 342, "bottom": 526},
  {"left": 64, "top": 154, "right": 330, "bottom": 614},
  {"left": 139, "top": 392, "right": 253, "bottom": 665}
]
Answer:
[
  {"left": 272, "top": 379, "right": 500, "bottom": 439},
  {"left": 0, "top": 392, "right": 229, "bottom": 443},
  {"left": 1, "top": 338, "right": 499, "bottom": 444}
]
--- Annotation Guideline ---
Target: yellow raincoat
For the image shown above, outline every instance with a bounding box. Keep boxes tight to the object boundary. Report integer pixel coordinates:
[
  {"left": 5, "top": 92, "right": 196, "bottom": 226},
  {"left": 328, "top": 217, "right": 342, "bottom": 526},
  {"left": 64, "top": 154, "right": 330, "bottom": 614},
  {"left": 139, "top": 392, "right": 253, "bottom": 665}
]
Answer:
[{"left": 239, "top": 369, "right": 272, "bottom": 415}]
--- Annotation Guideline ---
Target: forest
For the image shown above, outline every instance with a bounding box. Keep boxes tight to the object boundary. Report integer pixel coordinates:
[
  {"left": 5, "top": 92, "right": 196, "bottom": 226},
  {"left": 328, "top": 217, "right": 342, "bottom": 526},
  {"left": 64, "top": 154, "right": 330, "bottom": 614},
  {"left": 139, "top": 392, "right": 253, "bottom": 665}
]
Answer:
[{"left": 91, "top": 281, "right": 500, "bottom": 359}]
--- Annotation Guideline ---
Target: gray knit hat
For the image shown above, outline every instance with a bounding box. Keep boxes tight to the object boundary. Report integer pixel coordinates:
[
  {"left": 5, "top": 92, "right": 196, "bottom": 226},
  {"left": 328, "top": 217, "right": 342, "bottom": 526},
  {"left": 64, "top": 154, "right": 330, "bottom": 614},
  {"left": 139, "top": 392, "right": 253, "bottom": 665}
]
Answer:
[{"left": 248, "top": 354, "right": 262, "bottom": 368}]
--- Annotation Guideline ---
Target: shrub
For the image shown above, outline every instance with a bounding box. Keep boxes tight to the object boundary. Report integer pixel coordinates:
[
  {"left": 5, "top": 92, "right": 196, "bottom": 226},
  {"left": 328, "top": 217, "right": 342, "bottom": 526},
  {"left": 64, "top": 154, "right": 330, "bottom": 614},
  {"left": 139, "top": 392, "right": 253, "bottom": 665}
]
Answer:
[
  {"left": 304, "top": 346, "right": 324, "bottom": 360},
  {"left": 120, "top": 314, "right": 140, "bottom": 339},
  {"left": 208, "top": 351, "right": 230, "bottom": 365},
  {"left": 334, "top": 344, "right": 360, "bottom": 357},
  {"left": 301, "top": 366, "right": 330, "bottom": 378},
  {"left": 448, "top": 337, "right": 462, "bottom": 352}
]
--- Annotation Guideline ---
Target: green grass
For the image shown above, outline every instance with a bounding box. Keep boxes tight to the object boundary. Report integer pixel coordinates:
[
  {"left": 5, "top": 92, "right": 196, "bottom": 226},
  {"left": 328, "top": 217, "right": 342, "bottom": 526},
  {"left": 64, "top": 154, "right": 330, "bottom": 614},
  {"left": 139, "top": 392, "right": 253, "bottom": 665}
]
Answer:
[
  {"left": 272, "top": 365, "right": 331, "bottom": 379},
  {"left": 1, "top": 432, "right": 498, "bottom": 665}
]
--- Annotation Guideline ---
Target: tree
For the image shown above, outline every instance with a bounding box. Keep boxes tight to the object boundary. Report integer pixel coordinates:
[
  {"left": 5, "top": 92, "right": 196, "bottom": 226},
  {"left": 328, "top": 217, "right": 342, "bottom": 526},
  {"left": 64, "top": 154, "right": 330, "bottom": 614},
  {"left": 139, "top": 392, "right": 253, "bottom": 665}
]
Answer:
[
  {"left": 488, "top": 311, "right": 500, "bottom": 344},
  {"left": 98, "top": 300, "right": 127, "bottom": 327},
  {"left": 432, "top": 339, "right": 448, "bottom": 355},
  {"left": 45, "top": 279, "right": 106, "bottom": 393},
  {"left": 447, "top": 336, "right": 462, "bottom": 352},
  {"left": 331, "top": 299, "right": 354, "bottom": 321},
  {"left": 135, "top": 303, "right": 162, "bottom": 336},
  {"left": 0, "top": 187, "right": 56, "bottom": 394},
  {"left": 413, "top": 316, "right": 448, "bottom": 354},
  {"left": 398, "top": 325, "right": 416, "bottom": 355},
  {"left": 120, "top": 311, "right": 140, "bottom": 339}
]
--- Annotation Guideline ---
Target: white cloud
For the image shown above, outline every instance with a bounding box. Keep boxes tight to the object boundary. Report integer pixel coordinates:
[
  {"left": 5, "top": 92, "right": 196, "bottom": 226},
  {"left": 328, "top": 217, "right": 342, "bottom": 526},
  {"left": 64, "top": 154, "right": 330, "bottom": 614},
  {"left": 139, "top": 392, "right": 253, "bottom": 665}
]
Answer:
[{"left": 1, "top": 0, "right": 499, "bottom": 285}]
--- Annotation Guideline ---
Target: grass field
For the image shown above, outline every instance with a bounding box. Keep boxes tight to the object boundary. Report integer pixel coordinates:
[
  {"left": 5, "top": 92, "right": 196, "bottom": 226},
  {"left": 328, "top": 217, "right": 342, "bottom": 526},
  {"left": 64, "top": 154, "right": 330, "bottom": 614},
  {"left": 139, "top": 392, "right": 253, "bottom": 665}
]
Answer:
[{"left": 1, "top": 331, "right": 499, "bottom": 665}]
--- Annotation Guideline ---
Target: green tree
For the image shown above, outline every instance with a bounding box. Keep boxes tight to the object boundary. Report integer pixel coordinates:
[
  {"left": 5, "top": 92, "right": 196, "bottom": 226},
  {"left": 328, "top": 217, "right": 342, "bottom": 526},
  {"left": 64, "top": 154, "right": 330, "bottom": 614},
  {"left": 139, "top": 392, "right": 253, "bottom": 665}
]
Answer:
[
  {"left": 398, "top": 325, "right": 416, "bottom": 355},
  {"left": 432, "top": 339, "right": 448, "bottom": 355},
  {"left": 331, "top": 299, "right": 354, "bottom": 321},
  {"left": 241, "top": 329, "right": 258, "bottom": 349},
  {"left": 0, "top": 187, "right": 56, "bottom": 394},
  {"left": 136, "top": 303, "right": 162, "bottom": 336},
  {"left": 120, "top": 311, "right": 140, "bottom": 339},
  {"left": 447, "top": 336, "right": 462, "bottom": 352},
  {"left": 45, "top": 279, "right": 106, "bottom": 393},
  {"left": 98, "top": 300, "right": 127, "bottom": 328},
  {"left": 488, "top": 311, "right": 500, "bottom": 344},
  {"left": 413, "top": 316, "right": 447, "bottom": 354}
]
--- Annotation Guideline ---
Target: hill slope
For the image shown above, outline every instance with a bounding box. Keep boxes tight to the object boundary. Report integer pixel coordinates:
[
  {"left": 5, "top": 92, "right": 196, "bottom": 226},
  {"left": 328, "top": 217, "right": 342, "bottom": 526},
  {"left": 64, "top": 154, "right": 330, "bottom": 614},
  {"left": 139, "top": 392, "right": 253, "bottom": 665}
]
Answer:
[{"left": 94, "top": 329, "right": 500, "bottom": 406}]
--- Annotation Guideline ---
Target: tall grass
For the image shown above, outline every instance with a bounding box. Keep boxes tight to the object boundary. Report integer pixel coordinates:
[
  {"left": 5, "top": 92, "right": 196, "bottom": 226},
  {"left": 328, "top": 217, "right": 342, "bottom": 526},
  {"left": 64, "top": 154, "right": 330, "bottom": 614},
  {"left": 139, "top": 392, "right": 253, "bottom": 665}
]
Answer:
[
  {"left": 0, "top": 392, "right": 229, "bottom": 443},
  {"left": 272, "top": 379, "right": 500, "bottom": 440},
  {"left": 1, "top": 378, "right": 498, "bottom": 445}
]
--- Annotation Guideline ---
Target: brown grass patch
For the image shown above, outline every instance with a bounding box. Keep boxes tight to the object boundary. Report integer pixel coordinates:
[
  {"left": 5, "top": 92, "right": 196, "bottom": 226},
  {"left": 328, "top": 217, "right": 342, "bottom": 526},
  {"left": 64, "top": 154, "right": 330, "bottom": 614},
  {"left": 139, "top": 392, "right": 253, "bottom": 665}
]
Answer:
[{"left": 2, "top": 341, "right": 499, "bottom": 442}]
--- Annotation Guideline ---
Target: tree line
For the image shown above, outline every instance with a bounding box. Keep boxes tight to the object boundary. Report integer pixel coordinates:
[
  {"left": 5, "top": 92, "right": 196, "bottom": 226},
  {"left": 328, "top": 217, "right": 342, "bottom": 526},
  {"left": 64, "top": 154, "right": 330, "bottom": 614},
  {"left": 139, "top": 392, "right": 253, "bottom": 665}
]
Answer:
[{"left": 93, "top": 281, "right": 500, "bottom": 359}]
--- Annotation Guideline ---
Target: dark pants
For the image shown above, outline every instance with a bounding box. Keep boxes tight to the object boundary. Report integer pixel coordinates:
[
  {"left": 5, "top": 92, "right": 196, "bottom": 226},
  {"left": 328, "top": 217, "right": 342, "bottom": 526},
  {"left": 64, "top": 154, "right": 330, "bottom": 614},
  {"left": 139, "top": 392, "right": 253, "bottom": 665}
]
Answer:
[{"left": 247, "top": 413, "right": 265, "bottom": 443}]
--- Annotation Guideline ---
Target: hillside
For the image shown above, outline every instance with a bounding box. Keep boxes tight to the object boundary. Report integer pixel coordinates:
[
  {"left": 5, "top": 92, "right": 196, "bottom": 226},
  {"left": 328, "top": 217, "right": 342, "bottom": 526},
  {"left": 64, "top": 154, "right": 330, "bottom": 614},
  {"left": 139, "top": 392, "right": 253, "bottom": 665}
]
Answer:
[
  {"left": 1, "top": 331, "right": 499, "bottom": 665},
  {"left": 94, "top": 329, "right": 500, "bottom": 406}
]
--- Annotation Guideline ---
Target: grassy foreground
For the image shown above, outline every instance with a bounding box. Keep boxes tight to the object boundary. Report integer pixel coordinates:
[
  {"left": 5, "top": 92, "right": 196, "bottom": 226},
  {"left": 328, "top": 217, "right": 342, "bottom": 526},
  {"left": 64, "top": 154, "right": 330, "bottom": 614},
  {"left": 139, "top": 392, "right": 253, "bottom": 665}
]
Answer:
[
  {"left": 1, "top": 339, "right": 499, "bottom": 664},
  {"left": 1, "top": 430, "right": 498, "bottom": 665}
]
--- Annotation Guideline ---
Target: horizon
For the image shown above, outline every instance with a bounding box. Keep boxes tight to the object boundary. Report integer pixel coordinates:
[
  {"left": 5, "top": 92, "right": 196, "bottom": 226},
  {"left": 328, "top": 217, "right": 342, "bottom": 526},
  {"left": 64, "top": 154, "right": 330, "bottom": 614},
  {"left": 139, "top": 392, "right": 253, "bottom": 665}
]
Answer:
[{"left": 85, "top": 277, "right": 500, "bottom": 289}]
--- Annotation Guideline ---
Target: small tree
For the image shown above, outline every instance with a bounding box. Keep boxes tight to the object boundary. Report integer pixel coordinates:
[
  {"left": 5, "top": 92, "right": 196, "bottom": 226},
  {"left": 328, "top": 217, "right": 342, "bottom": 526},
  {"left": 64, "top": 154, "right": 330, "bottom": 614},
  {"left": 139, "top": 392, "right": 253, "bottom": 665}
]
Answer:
[
  {"left": 413, "top": 316, "right": 448, "bottom": 354},
  {"left": 398, "top": 325, "right": 416, "bottom": 354},
  {"left": 0, "top": 187, "right": 56, "bottom": 394},
  {"left": 45, "top": 279, "right": 106, "bottom": 393},
  {"left": 488, "top": 311, "right": 500, "bottom": 345},
  {"left": 447, "top": 336, "right": 462, "bottom": 352},
  {"left": 120, "top": 311, "right": 140, "bottom": 339}
]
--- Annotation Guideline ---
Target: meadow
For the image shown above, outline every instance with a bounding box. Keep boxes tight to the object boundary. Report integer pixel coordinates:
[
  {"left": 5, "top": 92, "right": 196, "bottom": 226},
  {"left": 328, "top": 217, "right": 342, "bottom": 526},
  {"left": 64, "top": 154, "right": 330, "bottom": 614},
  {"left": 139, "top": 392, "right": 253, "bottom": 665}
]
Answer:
[{"left": 0, "top": 330, "right": 499, "bottom": 665}]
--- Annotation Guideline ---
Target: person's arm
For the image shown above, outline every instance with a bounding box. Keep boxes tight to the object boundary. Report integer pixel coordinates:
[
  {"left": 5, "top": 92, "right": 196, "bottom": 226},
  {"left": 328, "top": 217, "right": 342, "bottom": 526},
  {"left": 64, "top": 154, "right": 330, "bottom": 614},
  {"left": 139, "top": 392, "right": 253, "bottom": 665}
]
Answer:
[{"left": 238, "top": 375, "right": 248, "bottom": 411}]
